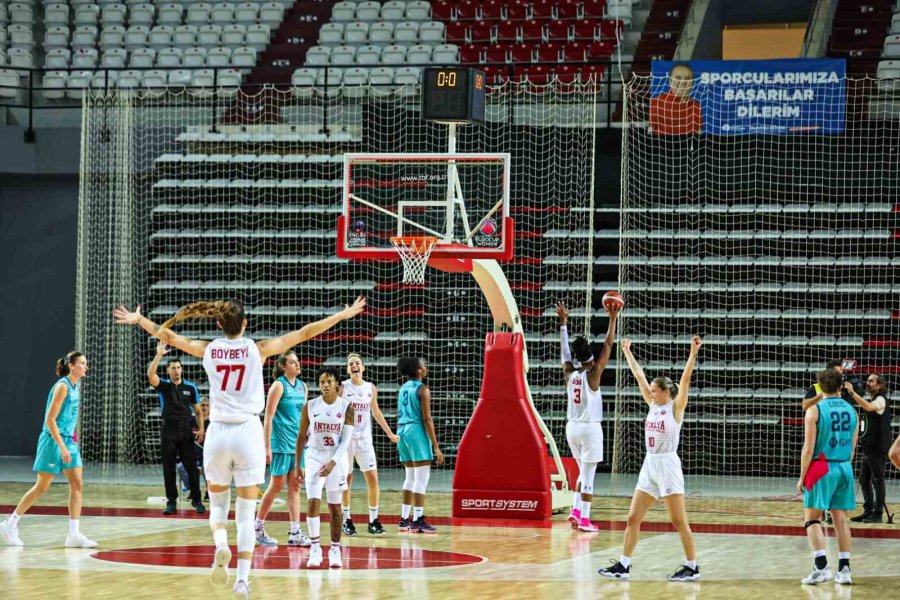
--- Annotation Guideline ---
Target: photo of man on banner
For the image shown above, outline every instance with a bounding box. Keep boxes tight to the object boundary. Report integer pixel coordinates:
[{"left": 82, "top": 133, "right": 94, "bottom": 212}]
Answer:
[{"left": 650, "top": 63, "right": 704, "bottom": 135}]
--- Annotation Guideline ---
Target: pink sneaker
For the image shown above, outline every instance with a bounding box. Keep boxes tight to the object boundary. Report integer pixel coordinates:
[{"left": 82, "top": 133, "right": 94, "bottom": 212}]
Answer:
[
  {"left": 577, "top": 517, "right": 598, "bottom": 533},
  {"left": 568, "top": 508, "right": 581, "bottom": 529}
]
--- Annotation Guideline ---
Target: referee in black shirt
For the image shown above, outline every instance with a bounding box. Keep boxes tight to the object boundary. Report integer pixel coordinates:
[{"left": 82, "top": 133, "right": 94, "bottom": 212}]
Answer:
[{"left": 148, "top": 341, "right": 206, "bottom": 515}]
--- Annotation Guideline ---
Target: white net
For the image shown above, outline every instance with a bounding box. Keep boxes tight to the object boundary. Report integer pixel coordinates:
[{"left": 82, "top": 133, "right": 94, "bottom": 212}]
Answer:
[
  {"left": 614, "top": 74, "right": 900, "bottom": 499},
  {"left": 76, "top": 79, "right": 599, "bottom": 480},
  {"left": 390, "top": 237, "right": 437, "bottom": 285}
]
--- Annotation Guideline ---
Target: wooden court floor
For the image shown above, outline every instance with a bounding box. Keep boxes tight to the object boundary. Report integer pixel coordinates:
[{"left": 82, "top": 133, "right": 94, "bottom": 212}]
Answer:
[{"left": 1, "top": 483, "right": 898, "bottom": 600}]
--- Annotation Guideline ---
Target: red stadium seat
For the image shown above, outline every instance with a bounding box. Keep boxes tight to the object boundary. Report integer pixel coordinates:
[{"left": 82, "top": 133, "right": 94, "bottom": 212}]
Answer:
[
  {"left": 580, "top": 64, "right": 606, "bottom": 83},
  {"left": 582, "top": 0, "right": 607, "bottom": 19},
  {"left": 556, "top": 64, "right": 579, "bottom": 83},
  {"left": 431, "top": 1, "right": 454, "bottom": 21},
  {"left": 563, "top": 42, "right": 588, "bottom": 61},
  {"left": 532, "top": 0, "right": 555, "bottom": 20},
  {"left": 521, "top": 20, "right": 545, "bottom": 42},
  {"left": 485, "top": 43, "right": 509, "bottom": 63},
  {"left": 456, "top": 0, "right": 480, "bottom": 21},
  {"left": 536, "top": 43, "right": 562, "bottom": 63},
  {"left": 573, "top": 20, "right": 598, "bottom": 41},
  {"left": 447, "top": 22, "right": 468, "bottom": 43},
  {"left": 546, "top": 21, "right": 572, "bottom": 42},
  {"left": 496, "top": 21, "right": 520, "bottom": 42},
  {"left": 481, "top": 0, "right": 504, "bottom": 21},
  {"left": 506, "top": 2, "right": 529, "bottom": 21},
  {"left": 459, "top": 44, "right": 484, "bottom": 63},
  {"left": 588, "top": 41, "right": 615, "bottom": 58},
  {"left": 469, "top": 21, "right": 494, "bottom": 43},
  {"left": 599, "top": 19, "right": 623, "bottom": 39},
  {"left": 556, "top": 1, "right": 579, "bottom": 20},
  {"left": 509, "top": 43, "right": 534, "bottom": 63},
  {"left": 524, "top": 65, "right": 550, "bottom": 84}
]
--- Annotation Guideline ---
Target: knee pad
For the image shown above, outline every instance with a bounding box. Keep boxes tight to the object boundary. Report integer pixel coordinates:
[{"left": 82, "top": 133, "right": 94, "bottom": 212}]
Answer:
[
  {"left": 402, "top": 467, "right": 415, "bottom": 492},
  {"left": 326, "top": 489, "right": 343, "bottom": 505},
  {"left": 208, "top": 490, "right": 231, "bottom": 526},
  {"left": 412, "top": 465, "right": 431, "bottom": 495},
  {"left": 579, "top": 462, "right": 598, "bottom": 495},
  {"left": 235, "top": 497, "right": 256, "bottom": 552},
  {"left": 804, "top": 520, "right": 821, "bottom": 529}
]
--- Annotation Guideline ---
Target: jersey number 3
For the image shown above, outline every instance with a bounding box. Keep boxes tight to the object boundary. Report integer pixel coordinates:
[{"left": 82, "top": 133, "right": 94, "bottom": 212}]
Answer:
[
  {"left": 216, "top": 365, "right": 246, "bottom": 392},
  {"left": 572, "top": 387, "right": 582, "bottom": 404}
]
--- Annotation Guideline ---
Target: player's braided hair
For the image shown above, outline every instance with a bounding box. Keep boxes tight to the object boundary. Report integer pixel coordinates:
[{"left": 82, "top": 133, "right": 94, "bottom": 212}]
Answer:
[{"left": 161, "top": 300, "right": 246, "bottom": 336}]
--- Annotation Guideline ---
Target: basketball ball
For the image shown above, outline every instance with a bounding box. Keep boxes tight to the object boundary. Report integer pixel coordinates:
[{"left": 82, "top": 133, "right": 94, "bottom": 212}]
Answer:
[{"left": 602, "top": 291, "right": 625, "bottom": 313}]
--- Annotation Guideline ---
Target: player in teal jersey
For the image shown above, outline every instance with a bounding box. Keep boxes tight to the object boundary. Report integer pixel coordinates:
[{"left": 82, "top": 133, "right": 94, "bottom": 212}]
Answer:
[
  {"left": 797, "top": 368, "right": 859, "bottom": 586},
  {"left": 0, "top": 352, "right": 97, "bottom": 548},
  {"left": 255, "top": 351, "right": 311, "bottom": 547},
  {"left": 396, "top": 357, "right": 444, "bottom": 534}
]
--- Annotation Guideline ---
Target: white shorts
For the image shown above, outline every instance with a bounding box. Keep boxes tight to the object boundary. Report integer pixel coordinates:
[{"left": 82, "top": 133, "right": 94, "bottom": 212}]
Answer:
[
  {"left": 203, "top": 419, "right": 266, "bottom": 488},
  {"left": 345, "top": 435, "right": 377, "bottom": 473},
  {"left": 305, "top": 448, "right": 348, "bottom": 501},
  {"left": 635, "top": 453, "right": 685, "bottom": 499},
  {"left": 566, "top": 421, "right": 604, "bottom": 463}
]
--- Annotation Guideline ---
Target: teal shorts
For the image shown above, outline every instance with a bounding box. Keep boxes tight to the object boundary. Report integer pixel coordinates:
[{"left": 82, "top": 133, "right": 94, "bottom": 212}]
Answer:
[
  {"left": 397, "top": 424, "right": 433, "bottom": 463},
  {"left": 33, "top": 432, "right": 82, "bottom": 475},
  {"left": 271, "top": 449, "right": 305, "bottom": 476},
  {"left": 803, "top": 460, "right": 855, "bottom": 511}
]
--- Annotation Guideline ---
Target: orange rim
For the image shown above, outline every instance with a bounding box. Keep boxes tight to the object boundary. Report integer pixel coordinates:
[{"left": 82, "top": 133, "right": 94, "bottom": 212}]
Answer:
[{"left": 389, "top": 236, "right": 438, "bottom": 253}]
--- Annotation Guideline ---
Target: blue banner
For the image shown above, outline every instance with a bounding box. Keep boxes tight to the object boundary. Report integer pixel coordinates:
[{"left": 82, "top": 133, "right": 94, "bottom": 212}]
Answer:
[{"left": 649, "top": 58, "right": 847, "bottom": 135}]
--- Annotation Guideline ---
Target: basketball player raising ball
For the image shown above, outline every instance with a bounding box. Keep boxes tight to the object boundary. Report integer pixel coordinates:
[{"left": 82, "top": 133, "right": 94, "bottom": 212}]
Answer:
[
  {"left": 599, "top": 336, "right": 702, "bottom": 582},
  {"left": 114, "top": 297, "right": 365, "bottom": 598},
  {"left": 296, "top": 367, "right": 355, "bottom": 569},
  {"left": 556, "top": 298, "right": 620, "bottom": 533},
  {"left": 340, "top": 353, "right": 399, "bottom": 537}
]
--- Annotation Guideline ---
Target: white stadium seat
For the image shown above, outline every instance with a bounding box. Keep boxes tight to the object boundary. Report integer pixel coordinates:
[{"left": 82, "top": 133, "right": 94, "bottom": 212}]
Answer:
[
  {"left": 291, "top": 66, "right": 316, "bottom": 98},
  {"left": 142, "top": 69, "right": 168, "bottom": 94},
  {"left": 72, "top": 47, "right": 99, "bottom": 68},
  {"left": 355, "top": 1, "right": 380, "bottom": 21},
  {"left": 66, "top": 70, "right": 92, "bottom": 100},
  {"left": 128, "top": 47, "right": 156, "bottom": 68},
  {"left": 221, "top": 24, "right": 247, "bottom": 47},
  {"left": 343, "top": 22, "right": 369, "bottom": 44},
  {"left": 116, "top": 69, "right": 142, "bottom": 89},
  {"left": 245, "top": 24, "right": 270, "bottom": 49},
  {"left": 305, "top": 45, "right": 331, "bottom": 66},
  {"left": 431, "top": 43, "right": 458, "bottom": 63},
  {"left": 42, "top": 71, "right": 68, "bottom": 100},
  {"left": 419, "top": 21, "right": 445, "bottom": 43},
  {"left": 100, "top": 25, "right": 126, "bottom": 49},
  {"left": 182, "top": 46, "right": 208, "bottom": 67},
  {"left": 174, "top": 25, "right": 198, "bottom": 47},
  {"left": 190, "top": 68, "right": 215, "bottom": 92},
  {"left": 157, "top": 3, "right": 183, "bottom": 25},
  {"left": 71, "top": 26, "right": 98, "bottom": 49},
  {"left": 393, "top": 22, "right": 419, "bottom": 44},
  {"left": 101, "top": 47, "right": 128, "bottom": 68},
  {"left": 877, "top": 59, "right": 900, "bottom": 91},
  {"left": 381, "top": 44, "right": 407, "bottom": 64},
  {"left": 101, "top": 3, "right": 127, "bottom": 26},
  {"left": 355, "top": 45, "right": 381, "bottom": 65},
  {"left": 368, "top": 66, "right": 395, "bottom": 86},
  {"left": 8, "top": 2, "right": 33, "bottom": 24},
  {"left": 7, "top": 47, "right": 32, "bottom": 68},
  {"left": 44, "top": 26, "right": 70, "bottom": 50},
  {"left": 329, "top": 44, "right": 356, "bottom": 65},
  {"left": 394, "top": 66, "right": 421, "bottom": 85},
  {"left": 149, "top": 25, "right": 174, "bottom": 49},
  {"left": 8, "top": 24, "right": 34, "bottom": 48},
  {"left": 206, "top": 46, "right": 232, "bottom": 67},
  {"left": 406, "top": 0, "right": 431, "bottom": 20},
  {"left": 216, "top": 68, "right": 241, "bottom": 95},
  {"left": 258, "top": 2, "right": 283, "bottom": 26},
  {"left": 211, "top": 2, "right": 235, "bottom": 25},
  {"left": 381, "top": 0, "right": 406, "bottom": 20},
  {"left": 124, "top": 25, "right": 149, "bottom": 50},
  {"left": 331, "top": 2, "right": 355, "bottom": 21},
  {"left": 342, "top": 66, "right": 369, "bottom": 97},
  {"left": 45, "top": 48, "right": 71, "bottom": 69},
  {"left": 369, "top": 22, "right": 394, "bottom": 44},
  {"left": 157, "top": 47, "right": 183, "bottom": 68},
  {"left": 74, "top": 4, "right": 100, "bottom": 26},
  {"left": 0, "top": 69, "right": 18, "bottom": 99},
  {"left": 45, "top": 3, "right": 71, "bottom": 26},
  {"left": 198, "top": 24, "right": 222, "bottom": 47},
  {"left": 168, "top": 69, "right": 193, "bottom": 87},
  {"left": 91, "top": 70, "right": 119, "bottom": 90},
  {"left": 129, "top": 3, "right": 155, "bottom": 26},
  {"left": 235, "top": 3, "right": 259, "bottom": 24},
  {"left": 187, "top": 2, "right": 212, "bottom": 25},
  {"left": 232, "top": 46, "right": 256, "bottom": 69},
  {"left": 319, "top": 23, "right": 344, "bottom": 45},
  {"left": 406, "top": 44, "right": 432, "bottom": 64},
  {"left": 884, "top": 34, "right": 900, "bottom": 58}
]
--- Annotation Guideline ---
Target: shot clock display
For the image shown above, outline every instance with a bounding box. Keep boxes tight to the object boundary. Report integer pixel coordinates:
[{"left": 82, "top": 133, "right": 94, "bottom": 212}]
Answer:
[{"left": 422, "top": 68, "right": 486, "bottom": 124}]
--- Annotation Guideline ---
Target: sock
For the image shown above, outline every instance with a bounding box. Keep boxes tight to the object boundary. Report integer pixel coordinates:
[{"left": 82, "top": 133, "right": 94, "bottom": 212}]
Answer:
[
  {"left": 571, "top": 492, "right": 582, "bottom": 513},
  {"left": 213, "top": 528, "right": 228, "bottom": 547},
  {"left": 369, "top": 506, "right": 379, "bottom": 522},
  {"left": 237, "top": 558, "right": 250, "bottom": 583},
  {"left": 255, "top": 518, "right": 264, "bottom": 531},
  {"left": 619, "top": 555, "right": 631, "bottom": 568},
  {"left": 814, "top": 550, "right": 827, "bottom": 570},
  {"left": 413, "top": 506, "right": 424, "bottom": 520},
  {"left": 332, "top": 540, "right": 341, "bottom": 549},
  {"left": 401, "top": 504, "right": 411, "bottom": 520},
  {"left": 68, "top": 519, "right": 79, "bottom": 536},
  {"left": 290, "top": 521, "right": 300, "bottom": 534},
  {"left": 581, "top": 500, "right": 591, "bottom": 520},
  {"left": 307, "top": 516, "right": 321, "bottom": 546},
  {"left": 838, "top": 552, "right": 850, "bottom": 570},
  {"left": 686, "top": 559, "right": 697, "bottom": 570},
  {"left": 342, "top": 506, "right": 351, "bottom": 521},
  {"left": 9, "top": 512, "right": 20, "bottom": 527}
]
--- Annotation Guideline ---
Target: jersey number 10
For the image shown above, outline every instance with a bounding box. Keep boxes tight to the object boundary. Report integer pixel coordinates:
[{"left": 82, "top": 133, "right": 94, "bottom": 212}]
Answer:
[{"left": 216, "top": 365, "right": 246, "bottom": 392}]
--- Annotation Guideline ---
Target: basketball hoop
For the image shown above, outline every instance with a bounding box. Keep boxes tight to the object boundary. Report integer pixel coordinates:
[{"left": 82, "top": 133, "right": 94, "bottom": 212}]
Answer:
[{"left": 390, "top": 236, "right": 438, "bottom": 284}]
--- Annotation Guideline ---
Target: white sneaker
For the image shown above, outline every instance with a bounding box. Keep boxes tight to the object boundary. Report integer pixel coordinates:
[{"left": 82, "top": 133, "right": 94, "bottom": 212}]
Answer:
[
  {"left": 232, "top": 579, "right": 250, "bottom": 599},
  {"left": 801, "top": 567, "right": 833, "bottom": 585},
  {"left": 255, "top": 527, "right": 278, "bottom": 546},
  {"left": 307, "top": 545, "right": 323, "bottom": 568},
  {"left": 211, "top": 544, "right": 232, "bottom": 586},
  {"left": 64, "top": 533, "right": 98, "bottom": 548},
  {"left": 328, "top": 545, "right": 343, "bottom": 569},
  {"left": 287, "top": 531, "right": 311, "bottom": 547},
  {"left": 834, "top": 566, "right": 852, "bottom": 585},
  {"left": 0, "top": 520, "right": 24, "bottom": 547}
]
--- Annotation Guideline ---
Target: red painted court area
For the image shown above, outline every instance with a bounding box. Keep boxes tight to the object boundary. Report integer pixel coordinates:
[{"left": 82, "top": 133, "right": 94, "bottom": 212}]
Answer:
[{"left": 92, "top": 544, "right": 485, "bottom": 570}]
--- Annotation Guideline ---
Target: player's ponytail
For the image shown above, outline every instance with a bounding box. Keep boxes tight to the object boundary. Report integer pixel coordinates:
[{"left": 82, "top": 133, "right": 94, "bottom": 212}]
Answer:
[
  {"left": 56, "top": 351, "right": 84, "bottom": 377},
  {"left": 161, "top": 299, "right": 246, "bottom": 336},
  {"left": 273, "top": 351, "right": 296, "bottom": 379},
  {"left": 652, "top": 376, "right": 677, "bottom": 398}
]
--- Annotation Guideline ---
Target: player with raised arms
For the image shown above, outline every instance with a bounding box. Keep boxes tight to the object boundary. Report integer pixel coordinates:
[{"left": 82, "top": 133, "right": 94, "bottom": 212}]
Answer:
[
  {"left": 557, "top": 295, "right": 619, "bottom": 533},
  {"left": 114, "top": 297, "right": 365, "bottom": 598},
  {"left": 396, "top": 357, "right": 444, "bottom": 534},
  {"left": 0, "top": 352, "right": 97, "bottom": 549},
  {"left": 599, "top": 336, "right": 702, "bottom": 582},
  {"left": 340, "top": 353, "right": 399, "bottom": 537},
  {"left": 295, "top": 367, "right": 355, "bottom": 568},
  {"left": 254, "top": 351, "right": 310, "bottom": 548}
]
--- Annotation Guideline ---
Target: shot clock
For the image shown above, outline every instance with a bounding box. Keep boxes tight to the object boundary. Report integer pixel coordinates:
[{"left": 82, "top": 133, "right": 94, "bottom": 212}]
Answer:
[{"left": 421, "top": 68, "right": 486, "bottom": 124}]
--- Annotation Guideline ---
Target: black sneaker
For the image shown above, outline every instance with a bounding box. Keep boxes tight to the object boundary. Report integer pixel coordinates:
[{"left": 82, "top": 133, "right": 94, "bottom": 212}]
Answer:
[
  {"left": 862, "top": 512, "right": 883, "bottom": 523},
  {"left": 342, "top": 518, "right": 357, "bottom": 536},
  {"left": 367, "top": 519, "right": 386, "bottom": 535},
  {"left": 410, "top": 516, "right": 437, "bottom": 534},
  {"left": 824, "top": 510, "right": 833, "bottom": 525},
  {"left": 850, "top": 511, "right": 872, "bottom": 523},
  {"left": 398, "top": 517, "right": 411, "bottom": 532},
  {"left": 163, "top": 501, "right": 177, "bottom": 515},
  {"left": 193, "top": 501, "right": 206, "bottom": 515},
  {"left": 667, "top": 564, "right": 701, "bottom": 582},
  {"left": 598, "top": 560, "right": 630, "bottom": 580}
]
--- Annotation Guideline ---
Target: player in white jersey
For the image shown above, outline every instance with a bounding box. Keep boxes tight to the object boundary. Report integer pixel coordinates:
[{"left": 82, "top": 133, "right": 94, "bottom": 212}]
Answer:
[
  {"left": 599, "top": 336, "right": 702, "bottom": 583},
  {"left": 296, "top": 367, "right": 356, "bottom": 569},
  {"left": 556, "top": 301, "right": 619, "bottom": 533},
  {"left": 340, "top": 353, "right": 399, "bottom": 537},
  {"left": 114, "top": 297, "right": 365, "bottom": 598}
]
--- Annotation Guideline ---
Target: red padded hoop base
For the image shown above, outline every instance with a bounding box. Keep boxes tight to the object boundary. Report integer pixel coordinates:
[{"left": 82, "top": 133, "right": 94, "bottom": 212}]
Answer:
[{"left": 429, "top": 257, "right": 474, "bottom": 273}]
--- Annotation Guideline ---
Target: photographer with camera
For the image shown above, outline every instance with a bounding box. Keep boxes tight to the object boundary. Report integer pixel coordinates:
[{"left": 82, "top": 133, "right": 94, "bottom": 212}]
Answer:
[
  {"left": 802, "top": 359, "right": 864, "bottom": 412},
  {"left": 843, "top": 374, "right": 892, "bottom": 523}
]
